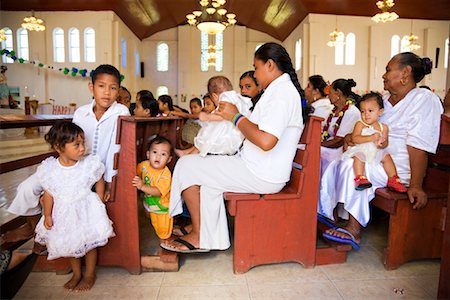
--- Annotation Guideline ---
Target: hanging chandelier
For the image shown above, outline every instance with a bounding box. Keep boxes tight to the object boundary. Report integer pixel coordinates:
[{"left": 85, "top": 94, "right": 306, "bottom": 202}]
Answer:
[
  {"left": 21, "top": 11, "right": 46, "bottom": 32},
  {"left": 186, "top": 0, "right": 237, "bottom": 35},
  {"left": 404, "top": 20, "right": 420, "bottom": 51},
  {"left": 207, "top": 44, "right": 217, "bottom": 66},
  {"left": 371, "top": 0, "right": 399, "bottom": 23},
  {"left": 404, "top": 33, "right": 420, "bottom": 51},
  {"left": 0, "top": 29, "right": 6, "bottom": 42},
  {"left": 327, "top": 29, "right": 345, "bottom": 47}
]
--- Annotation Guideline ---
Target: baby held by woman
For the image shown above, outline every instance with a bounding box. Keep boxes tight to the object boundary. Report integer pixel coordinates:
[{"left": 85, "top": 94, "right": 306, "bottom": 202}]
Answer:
[{"left": 176, "top": 76, "right": 253, "bottom": 157}]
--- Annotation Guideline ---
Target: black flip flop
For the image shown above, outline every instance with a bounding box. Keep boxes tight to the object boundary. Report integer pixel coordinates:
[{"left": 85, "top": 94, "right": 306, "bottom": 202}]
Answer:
[{"left": 160, "top": 238, "right": 210, "bottom": 253}]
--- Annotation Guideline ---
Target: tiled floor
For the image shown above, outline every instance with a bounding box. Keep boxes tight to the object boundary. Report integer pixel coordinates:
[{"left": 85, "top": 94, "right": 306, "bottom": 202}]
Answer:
[{"left": 14, "top": 217, "right": 440, "bottom": 300}]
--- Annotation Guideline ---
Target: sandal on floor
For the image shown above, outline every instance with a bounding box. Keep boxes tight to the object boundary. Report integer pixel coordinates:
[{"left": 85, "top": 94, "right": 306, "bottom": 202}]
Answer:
[
  {"left": 317, "top": 214, "right": 337, "bottom": 229},
  {"left": 322, "top": 227, "right": 361, "bottom": 250},
  {"left": 160, "top": 238, "right": 210, "bottom": 254}
]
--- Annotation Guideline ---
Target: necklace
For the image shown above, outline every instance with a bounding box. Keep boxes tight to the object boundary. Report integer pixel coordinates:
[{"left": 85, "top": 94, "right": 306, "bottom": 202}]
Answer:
[{"left": 322, "top": 99, "right": 353, "bottom": 142}]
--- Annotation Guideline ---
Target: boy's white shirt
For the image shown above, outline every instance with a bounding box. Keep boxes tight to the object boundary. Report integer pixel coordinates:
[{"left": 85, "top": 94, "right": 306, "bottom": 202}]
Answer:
[{"left": 73, "top": 100, "right": 130, "bottom": 182}]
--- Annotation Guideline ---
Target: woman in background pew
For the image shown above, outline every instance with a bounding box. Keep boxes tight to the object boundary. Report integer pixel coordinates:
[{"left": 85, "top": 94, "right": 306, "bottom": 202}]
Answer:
[{"left": 319, "top": 78, "right": 361, "bottom": 173}]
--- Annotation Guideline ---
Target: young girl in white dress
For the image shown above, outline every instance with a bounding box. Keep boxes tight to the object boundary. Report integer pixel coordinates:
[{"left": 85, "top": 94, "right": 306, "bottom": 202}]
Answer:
[
  {"left": 34, "top": 122, "right": 114, "bottom": 291},
  {"left": 343, "top": 92, "right": 407, "bottom": 192}
]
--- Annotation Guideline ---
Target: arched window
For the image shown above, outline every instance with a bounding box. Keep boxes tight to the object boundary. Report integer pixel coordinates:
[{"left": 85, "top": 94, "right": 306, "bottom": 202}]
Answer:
[
  {"left": 334, "top": 34, "right": 345, "bottom": 65},
  {"left": 157, "top": 42, "right": 169, "bottom": 71},
  {"left": 121, "top": 38, "right": 127, "bottom": 68},
  {"left": 200, "top": 32, "right": 223, "bottom": 71},
  {"left": 201, "top": 32, "right": 209, "bottom": 72},
  {"left": 156, "top": 86, "right": 168, "bottom": 97},
  {"left": 17, "top": 28, "right": 29, "bottom": 60},
  {"left": 391, "top": 35, "right": 400, "bottom": 57},
  {"left": 255, "top": 43, "right": 263, "bottom": 52},
  {"left": 445, "top": 38, "right": 449, "bottom": 69},
  {"left": 53, "top": 28, "right": 65, "bottom": 63},
  {"left": 344, "top": 33, "right": 355, "bottom": 65},
  {"left": 215, "top": 32, "right": 223, "bottom": 72},
  {"left": 84, "top": 28, "right": 95, "bottom": 62},
  {"left": 68, "top": 28, "right": 80, "bottom": 63},
  {"left": 2, "top": 28, "right": 14, "bottom": 63},
  {"left": 400, "top": 35, "right": 409, "bottom": 52},
  {"left": 135, "top": 51, "right": 140, "bottom": 76},
  {"left": 295, "top": 39, "right": 302, "bottom": 71}
]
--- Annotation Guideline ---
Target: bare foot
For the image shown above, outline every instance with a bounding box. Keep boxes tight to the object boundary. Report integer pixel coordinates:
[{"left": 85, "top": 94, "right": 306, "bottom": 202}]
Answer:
[
  {"left": 74, "top": 274, "right": 96, "bottom": 292},
  {"left": 64, "top": 274, "right": 82, "bottom": 291}
]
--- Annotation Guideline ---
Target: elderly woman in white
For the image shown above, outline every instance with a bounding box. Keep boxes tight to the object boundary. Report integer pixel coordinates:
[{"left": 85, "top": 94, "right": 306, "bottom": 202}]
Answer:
[{"left": 319, "top": 52, "right": 443, "bottom": 249}]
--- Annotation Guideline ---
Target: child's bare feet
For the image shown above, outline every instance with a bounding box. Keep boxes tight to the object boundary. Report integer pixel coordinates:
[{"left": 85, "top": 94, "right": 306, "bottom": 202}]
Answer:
[
  {"left": 75, "top": 274, "right": 96, "bottom": 292},
  {"left": 64, "top": 274, "right": 82, "bottom": 290}
]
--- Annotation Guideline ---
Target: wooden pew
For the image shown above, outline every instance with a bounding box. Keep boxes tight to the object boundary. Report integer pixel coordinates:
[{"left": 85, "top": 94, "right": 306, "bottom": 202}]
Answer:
[
  {"left": 371, "top": 115, "right": 449, "bottom": 270},
  {"left": 438, "top": 113, "right": 450, "bottom": 300},
  {"left": 97, "top": 116, "right": 183, "bottom": 274},
  {"left": 223, "top": 116, "right": 323, "bottom": 274}
]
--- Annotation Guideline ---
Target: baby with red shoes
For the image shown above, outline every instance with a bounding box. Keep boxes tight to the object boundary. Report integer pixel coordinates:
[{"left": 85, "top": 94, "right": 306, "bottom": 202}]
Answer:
[{"left": 343, "top": 92, "right": 407, "bottom": 193}]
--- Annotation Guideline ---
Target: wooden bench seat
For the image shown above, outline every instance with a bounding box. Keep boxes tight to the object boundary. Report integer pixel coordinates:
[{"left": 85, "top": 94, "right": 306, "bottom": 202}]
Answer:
[
  {"left": 371, "top": 118, "right": 450, "bottom": 270},
  {"left": 224, "top": 116, "right": 323, "bottom": 274}
]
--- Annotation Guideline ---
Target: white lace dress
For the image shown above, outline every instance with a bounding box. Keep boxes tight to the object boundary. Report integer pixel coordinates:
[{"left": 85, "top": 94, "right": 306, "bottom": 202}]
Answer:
[
  {"left": 342, "top": 124, "right": 389, "bottom": 164},
  {"left": 194, "top": 91, "right": 253, "bottom": 156},
  {"left": 34, "top": 155, "right": 114, "bottom": 260}
]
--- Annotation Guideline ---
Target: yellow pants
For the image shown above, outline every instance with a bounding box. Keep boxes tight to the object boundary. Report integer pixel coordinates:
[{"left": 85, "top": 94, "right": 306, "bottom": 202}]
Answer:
[{"left": 149, "top": 212, "right": 173, "bottom": 240}]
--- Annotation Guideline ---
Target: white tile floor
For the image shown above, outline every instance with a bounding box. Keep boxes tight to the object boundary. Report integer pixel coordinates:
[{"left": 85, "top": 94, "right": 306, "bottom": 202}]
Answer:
[{"left": 14, "top": 218, "right": 440, "bottom": 300}]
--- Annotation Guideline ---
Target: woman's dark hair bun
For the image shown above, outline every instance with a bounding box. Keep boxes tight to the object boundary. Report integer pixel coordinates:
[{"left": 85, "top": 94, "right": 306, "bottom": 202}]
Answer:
[
  {"left": 347, "top": 79, "right": 357, "bottom": 88},
  {"left": 422, "top": 57, "right": 432, "bottom": 75}
]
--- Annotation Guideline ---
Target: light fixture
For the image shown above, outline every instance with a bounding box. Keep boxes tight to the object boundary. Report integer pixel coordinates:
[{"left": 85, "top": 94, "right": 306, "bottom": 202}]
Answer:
[
  {"left": 186, "top": 0, "right": 237, "bottom": 35},
  {"left": 21, "top": 11, "right": 46, "bottom": 32},
  {"left": 207, "top": 44, "right": 217, "bottom": 66},
  {"left": 372, "top": 0, "right": 399, "bottom": 23},
  {"left": 327, "top": 16, "right": 344, "bottom": 48},
  {"left": 0, "top": 29, "right": 6, "bottom": 42},
  {"left": 404, "top": 20, "right": 420, "bottom": 51}
]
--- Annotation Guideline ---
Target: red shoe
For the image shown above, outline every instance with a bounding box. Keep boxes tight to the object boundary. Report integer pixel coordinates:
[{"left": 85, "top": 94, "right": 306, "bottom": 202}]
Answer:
[
  {"left": 354, "top": 175, "right": 372, "bottom": 191},
  {"left": 387, "top": 175, "right": 407, "bottom": 193}
]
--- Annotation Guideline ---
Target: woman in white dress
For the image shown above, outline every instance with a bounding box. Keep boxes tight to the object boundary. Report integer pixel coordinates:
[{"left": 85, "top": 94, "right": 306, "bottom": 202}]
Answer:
[
  {"left": 304, "top": 75, "right": 334, "bottom": 123},
  {"left": 319, "top": 52, "right": 443, "bottom": 249},
  {"left": 162, "top": 43, "right": 304, "bottom": 253},
  {"left": 320, "top": 78, "right": 361, "bottom": 174}
]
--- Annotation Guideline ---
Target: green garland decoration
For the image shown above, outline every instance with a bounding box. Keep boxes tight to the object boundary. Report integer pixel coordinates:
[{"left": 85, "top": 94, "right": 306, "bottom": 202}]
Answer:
[{"left": 0, "top": 48, "right": 125, "bottom": 81}]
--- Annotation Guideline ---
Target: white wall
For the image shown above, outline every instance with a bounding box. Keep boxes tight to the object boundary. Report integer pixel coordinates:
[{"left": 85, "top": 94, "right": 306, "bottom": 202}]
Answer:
[
  {"left": 1, "top": 10, "right": 449, "bottom": 109},
  {"left": 284, "top": 14, "right": 450, "bottom": 99},
  {"left": 139, "top": 25, "right": 276, "bottom": 110},
  {"left": 0, "top": 10, "right": 141, "bottom": 107}
]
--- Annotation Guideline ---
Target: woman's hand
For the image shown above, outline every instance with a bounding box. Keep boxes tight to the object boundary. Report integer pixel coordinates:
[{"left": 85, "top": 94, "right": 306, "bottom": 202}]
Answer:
[
  {"left": 343, "top": 134, "right": 354, "bottom": 151},
  {"left": 44, "top": 216, "right": 53, "bottom": 230},
  {"left": 215, "top": 101, "right": 239, "bottom": 122},
  {"left": 407, "top": 186, "right": 428, "bottom": 209},
  {"left": 132, "top": 176, "right": 144, "bottom": 190},
  {"left": 371, "top": 132, "right": 381, "bottom": 142}
]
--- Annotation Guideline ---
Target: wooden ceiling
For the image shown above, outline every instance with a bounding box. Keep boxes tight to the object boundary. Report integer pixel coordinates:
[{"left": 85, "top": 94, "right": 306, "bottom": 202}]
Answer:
[{"left": 2, "top": 0, "right": 450, "bottom": 41}]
